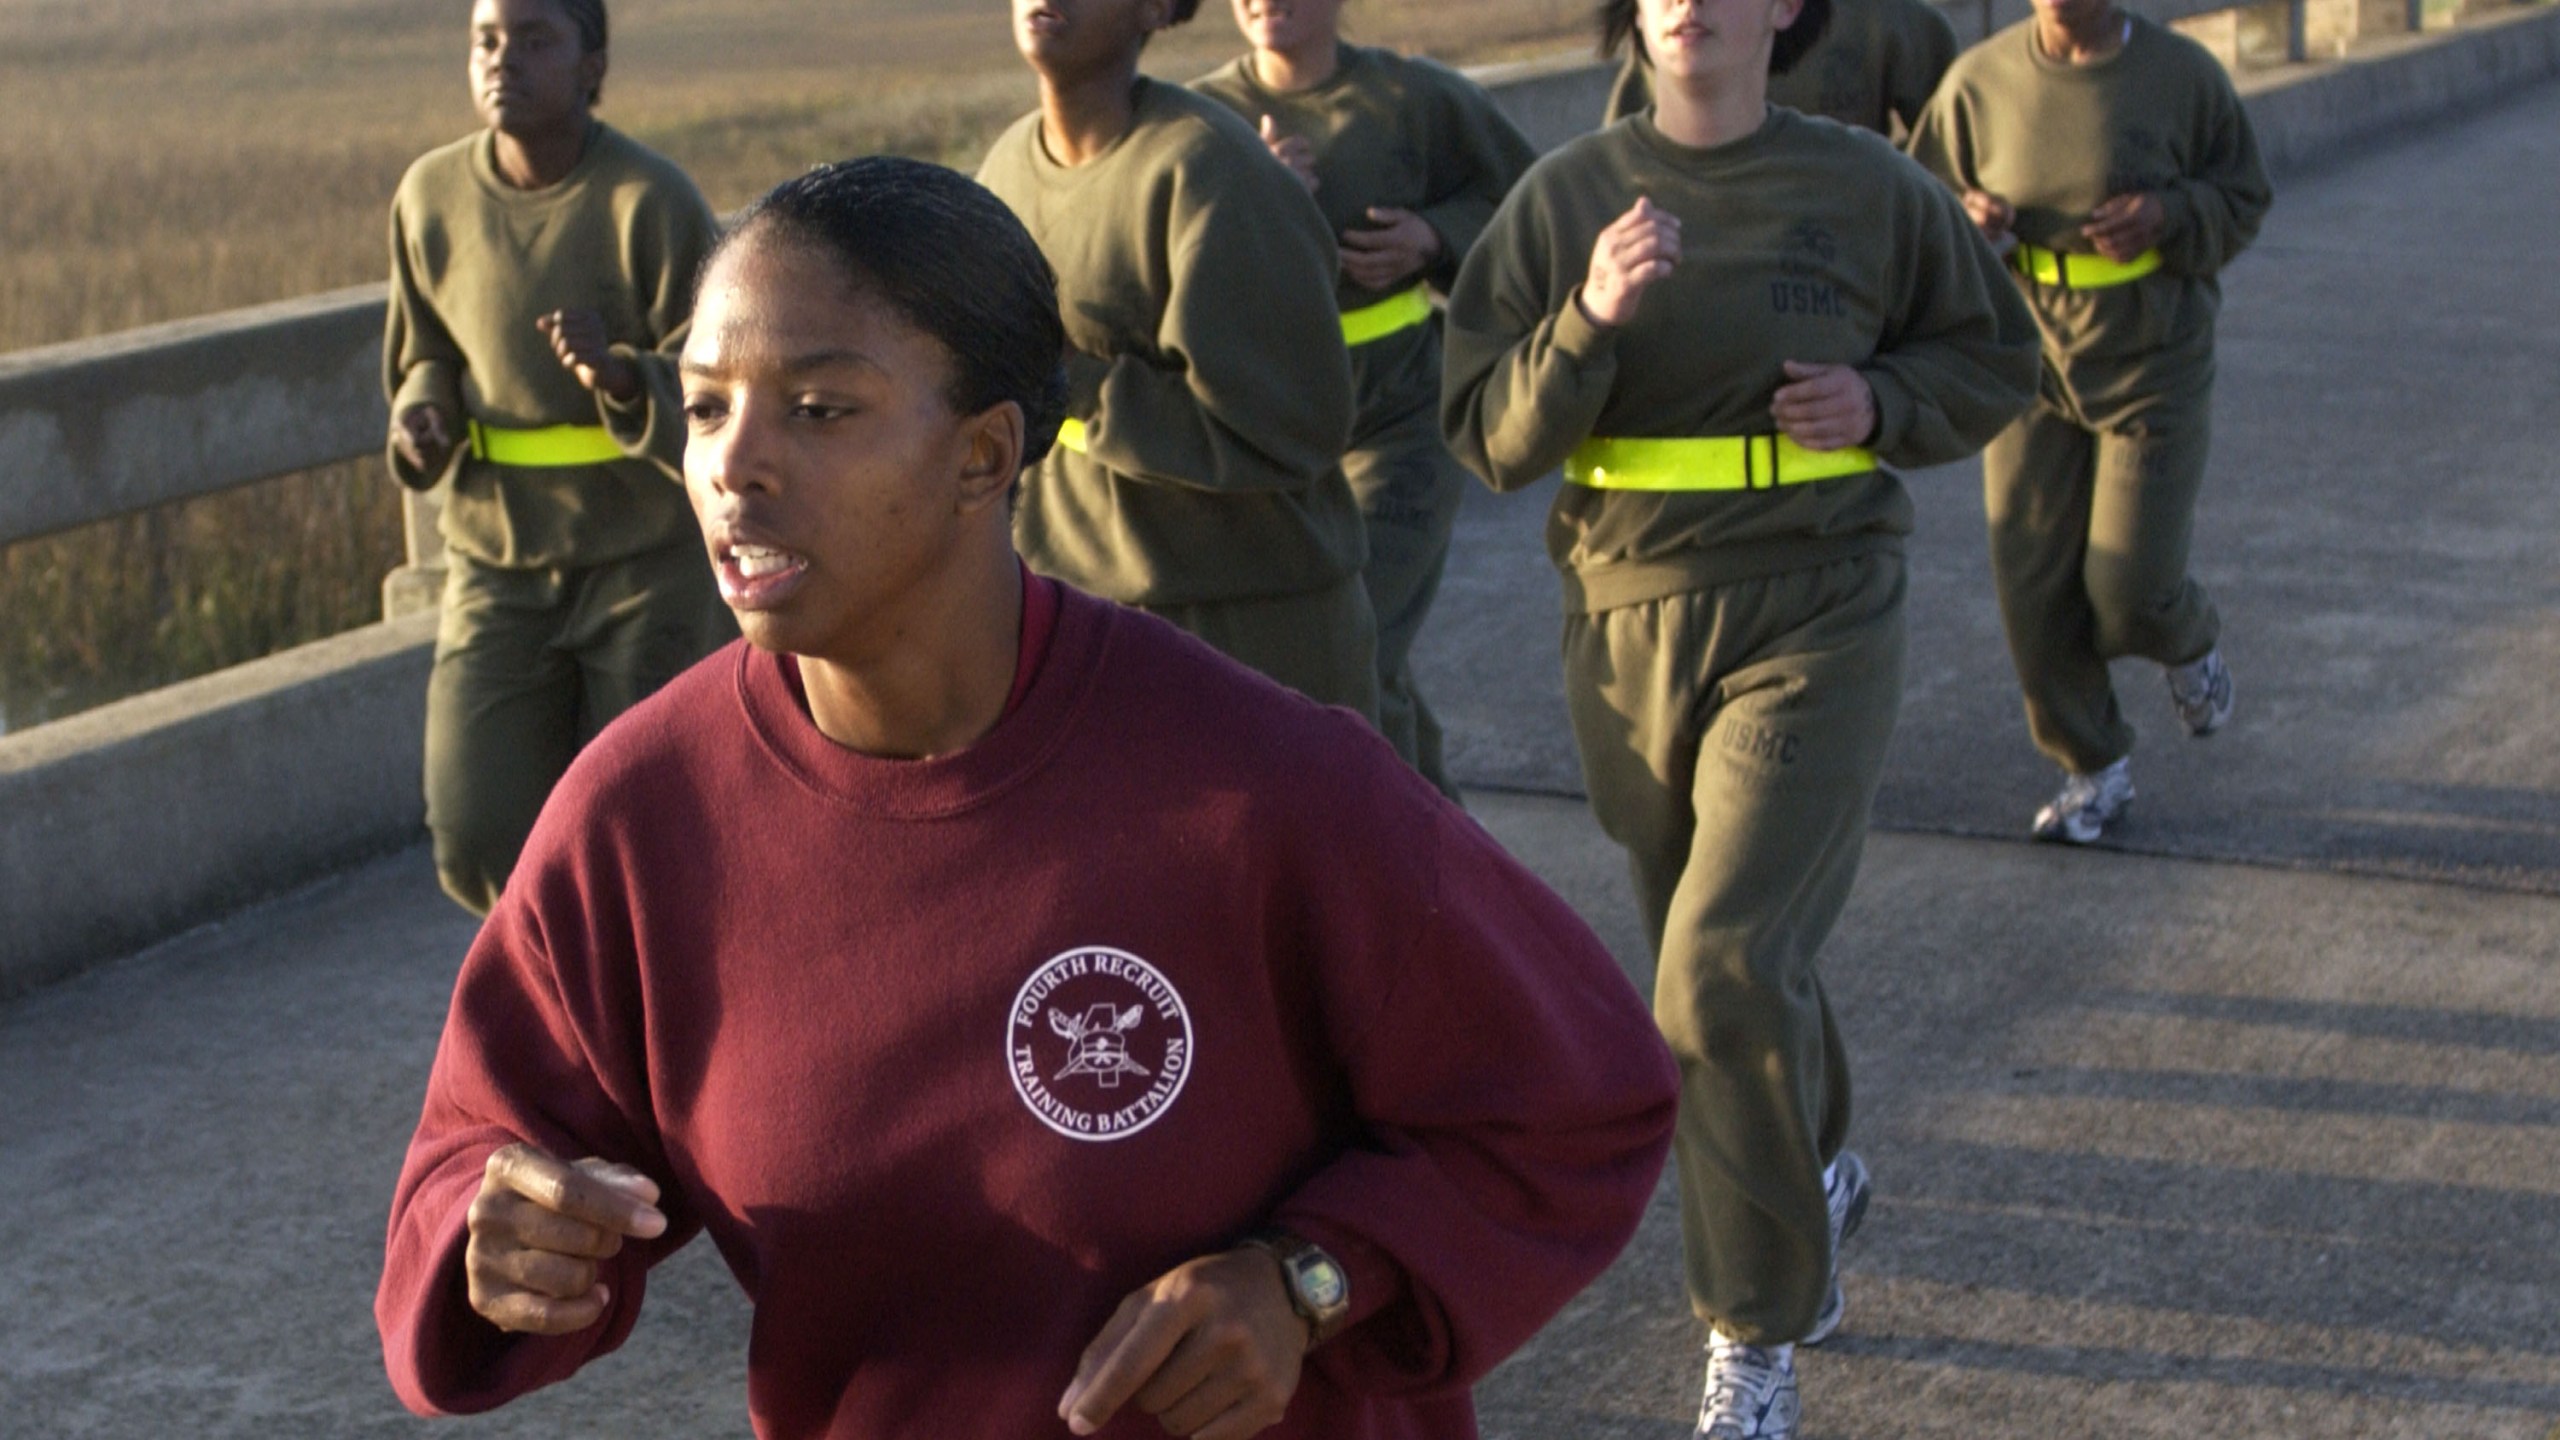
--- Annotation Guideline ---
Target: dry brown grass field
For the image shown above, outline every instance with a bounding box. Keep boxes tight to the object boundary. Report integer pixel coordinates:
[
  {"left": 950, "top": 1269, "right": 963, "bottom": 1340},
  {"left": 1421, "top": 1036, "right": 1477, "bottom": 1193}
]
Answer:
[{"left": 0, "top": 0, "right": 1592, "bottom": 731}]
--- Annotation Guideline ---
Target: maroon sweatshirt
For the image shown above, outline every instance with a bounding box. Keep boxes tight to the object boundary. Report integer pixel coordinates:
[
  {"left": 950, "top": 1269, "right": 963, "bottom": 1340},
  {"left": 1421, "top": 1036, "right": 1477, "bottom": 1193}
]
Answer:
[{"left": 377, "top": 583, "right": 1678, "bottom": 1439}]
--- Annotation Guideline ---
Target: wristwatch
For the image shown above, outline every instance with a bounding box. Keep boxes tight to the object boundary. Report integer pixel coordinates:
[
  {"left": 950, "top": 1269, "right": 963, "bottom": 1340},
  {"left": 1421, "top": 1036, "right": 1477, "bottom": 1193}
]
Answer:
[{"left": 1240, "top": 1228, "right": 1351, "bottom": 1347}]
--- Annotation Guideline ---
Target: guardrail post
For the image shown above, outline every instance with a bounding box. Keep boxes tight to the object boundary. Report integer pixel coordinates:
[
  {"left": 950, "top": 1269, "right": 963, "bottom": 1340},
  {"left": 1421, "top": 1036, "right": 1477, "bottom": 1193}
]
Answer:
[
  {"left": 2181, "top": 0, "right": 2320, "bottom": 68},
  {"left": 2306, "top": 0, "right": 2423, "bottom": 52}
]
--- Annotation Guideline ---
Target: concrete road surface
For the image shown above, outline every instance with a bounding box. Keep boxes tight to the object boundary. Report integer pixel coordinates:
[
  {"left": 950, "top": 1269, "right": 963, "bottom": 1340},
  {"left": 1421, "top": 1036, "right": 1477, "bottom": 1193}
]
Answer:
[{"left": 5, "top": 70, "right": 2560, "bottom": 1440}]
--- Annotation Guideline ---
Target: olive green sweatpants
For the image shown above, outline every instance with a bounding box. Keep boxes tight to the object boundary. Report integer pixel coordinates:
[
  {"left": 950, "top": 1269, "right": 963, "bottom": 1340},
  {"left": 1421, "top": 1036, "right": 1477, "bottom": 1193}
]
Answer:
[
  {"left": 1983, "top": 379, "right": 2221, "bottom": 775},
  {"left": 1344, "top": 402, "right": 1468, "bottom": 799},
  {"left": 1141, "top": 574, "right": 1382, "bottom": 725},
  {"left": 1564, "top": 554, "right": 1906, "bottom": 1344},
  {"left": 425, "top": 542, "right": 728, "bottom": 915}
]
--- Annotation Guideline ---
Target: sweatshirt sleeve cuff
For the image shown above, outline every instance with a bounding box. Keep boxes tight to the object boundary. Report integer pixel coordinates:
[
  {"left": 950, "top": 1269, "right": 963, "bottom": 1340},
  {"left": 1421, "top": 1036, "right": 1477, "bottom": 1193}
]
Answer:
[
  {"left": 392, "top": 360, "right": 463, "bottom": 426},
  {"left": 1861, "top": 366, "right": 1916, "bottom": 458},
  {"left": 382, "top": 1152, "right": 613, "bottom": 1416},
  {"left": 384, "top": 360, "right": 463, "bottom": 493},
  {"left": 1551, "top": 290, "right": 1621, "bottom": 367},
  {"left": 2152, "top": 185, "right": 2200, "bottom": 271},
  {"left": 1414, "top": 202, "right": 1480, "bottom": 292},
  {"left": 596, "top": 345, "right": 684, "bottom": 481},
  {"left": 1272, "top": 1212, "right": 1409, "bottom": 1335}
]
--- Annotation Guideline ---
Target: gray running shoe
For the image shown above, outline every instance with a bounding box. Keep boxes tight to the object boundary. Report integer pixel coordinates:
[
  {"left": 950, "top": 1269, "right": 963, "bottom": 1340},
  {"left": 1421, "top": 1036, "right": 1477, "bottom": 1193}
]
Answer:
[
  {"left": 2166, "top": 648, "right": 2234, "bottom": 736},
  {"left": 1697, "top": 1333, "right": 1799, "bottom": 1440},
  {"left": 2031, "top": 758, "right": 2134, "bottom": 845},
  {"left": 1802, "top": 1151, "right": 1871, "bottom": 1346}
]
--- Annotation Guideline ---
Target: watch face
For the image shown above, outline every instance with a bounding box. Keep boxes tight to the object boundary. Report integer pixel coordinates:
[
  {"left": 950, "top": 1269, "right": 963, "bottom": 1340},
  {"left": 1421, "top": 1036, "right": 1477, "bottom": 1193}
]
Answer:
[{"left": 1298, "top": 1255, "right": 1348, "bottom": 1313}]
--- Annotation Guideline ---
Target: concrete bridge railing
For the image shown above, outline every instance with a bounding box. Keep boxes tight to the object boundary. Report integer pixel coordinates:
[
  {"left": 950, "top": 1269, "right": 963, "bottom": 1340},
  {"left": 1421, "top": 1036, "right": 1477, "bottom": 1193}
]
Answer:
[{"left": 4, "top": 0, "right": 2558, "bottom": 999}]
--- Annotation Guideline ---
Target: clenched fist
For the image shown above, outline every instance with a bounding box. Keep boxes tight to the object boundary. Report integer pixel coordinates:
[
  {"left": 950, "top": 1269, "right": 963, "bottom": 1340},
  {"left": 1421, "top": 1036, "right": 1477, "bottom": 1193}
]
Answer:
[
  {"left": 539, "top": 308, "right": 641, "bottom": 403},
  {"left": 2081, "top": 192, "right": 2165, "bottom": 262},
  {"left": 1770, "top": 361, "right": 1879, "bottom": 453},
  {"left": 1963, "top": 189, "right": 2017, "bottom": 254},
  {"left": 464, "top": 1143, "right": 668, "bottom": 1336},
  {"left": 393, "top": 402, "right": 456, "bottom": 478},
  {"left": 1059, "top": 1246, "right": 1312, "bottom": 1439},
  {"left": 1340, "top": 207, "right": 1441, "bottom": 294},
  {"left": 1258, "top": 115, "right": 1319, "bottom": 195},
  {"left": 1577, "top": 196, "right": 1681, "bottom": 329}
]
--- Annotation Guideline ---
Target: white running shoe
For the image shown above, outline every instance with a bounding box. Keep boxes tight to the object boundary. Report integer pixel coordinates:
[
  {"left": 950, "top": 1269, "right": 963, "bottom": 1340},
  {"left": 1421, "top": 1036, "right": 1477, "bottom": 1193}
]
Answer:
[
  {"left": 2166, "top": 649, "right": 2234, "bottom": 736},
  {"left": 1803, "top": 1151, "right": 1871, "bottom": 1347},
  {"left": 2031, "top": 757, "right": 2134, "bottom": 845},
  {"left": 1696, "top": 1332, "right": 1799, "bottom": 1440}
]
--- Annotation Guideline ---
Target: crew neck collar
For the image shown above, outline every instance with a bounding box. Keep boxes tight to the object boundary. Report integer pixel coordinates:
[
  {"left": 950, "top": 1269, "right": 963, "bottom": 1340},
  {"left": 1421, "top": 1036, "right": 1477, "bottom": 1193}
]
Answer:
[
  {"left": 471, "top": 120, "right": 604, "bottom": 203},
  {"left": 1241, "top": 39, "right": 1358, "bottom": 100},
  {"left": 1032, "top": 76, "right": 1156, "bottom": 180},
  {"left": 2028, "top": 11, "right": 2142, "bottom": 72},
  {"left": 1631, "top": 103, "right": 1788, "bottom": 169},
  {"left": 734, "top": 582, "right": 1109, "bottom": 820}
]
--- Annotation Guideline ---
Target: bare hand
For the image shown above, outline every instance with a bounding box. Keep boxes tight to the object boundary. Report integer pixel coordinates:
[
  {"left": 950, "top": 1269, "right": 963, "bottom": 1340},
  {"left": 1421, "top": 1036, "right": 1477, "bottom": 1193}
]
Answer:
[
  {"left": 1771, "top": 361, "right": 1878, "bottom": 452},
  {"left": 393, "top": 402, "right": 456, "bottom": 476},
  {"left": 1577, "top": 196, "right": 1681, "bottom": 329},
  {"left": 1259, "top": 115, "right": 1318, "bottom": 195},
  {"left": 1963, "top": 189, "right": 2017, "bottom": 252},
  {"left": 465, "top": 1143, "right": 669, "bottom": 1336},
  {"left": 2081, "top": 192, "right": 2165, "bottom": 262},
  {"left": 1339, "top": 207, "right": 1442, "bottom": 293},
  {"left": 539, "top": 309, "right": 641, "bottom": 402},
  {"left": 1059, "top": 1248, "right": 1310, "bottom": 1439}
]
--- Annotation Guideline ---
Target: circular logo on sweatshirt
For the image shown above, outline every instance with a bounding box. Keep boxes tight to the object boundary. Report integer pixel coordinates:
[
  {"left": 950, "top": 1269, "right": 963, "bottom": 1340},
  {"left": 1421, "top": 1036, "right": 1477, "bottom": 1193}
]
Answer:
[{"left": 1008, "top": 947, "right": 1194, "bottom": 1142}]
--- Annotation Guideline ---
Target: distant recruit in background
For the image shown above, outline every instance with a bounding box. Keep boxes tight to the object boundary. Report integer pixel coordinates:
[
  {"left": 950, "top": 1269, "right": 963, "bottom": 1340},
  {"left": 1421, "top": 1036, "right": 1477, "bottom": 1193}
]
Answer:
[
  {"left": 382, "top": 0, "right": 728, "bottom": 916},
  {"left": 978, "top": 0, "right": 1386, "bottom": 723},
  {"left": 1192, "top": 0, "right": 1538, "bottom": 797},
  {"left": 1910, "top": 0, "right": 2271, "bottom": 844}
]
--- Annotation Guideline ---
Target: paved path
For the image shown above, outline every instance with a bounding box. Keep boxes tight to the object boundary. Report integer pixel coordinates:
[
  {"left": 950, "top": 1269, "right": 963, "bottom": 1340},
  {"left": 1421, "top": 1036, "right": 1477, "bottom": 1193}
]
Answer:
[{"left": 6, "top": 77, "right": 2560, "bottom": 1440}]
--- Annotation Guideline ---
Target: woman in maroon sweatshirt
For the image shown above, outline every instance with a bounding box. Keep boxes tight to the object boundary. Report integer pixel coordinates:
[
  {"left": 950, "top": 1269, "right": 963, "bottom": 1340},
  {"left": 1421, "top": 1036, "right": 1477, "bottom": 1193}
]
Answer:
[{"left": 376, "top": 156, "right": 1678, "bottom": 1440}]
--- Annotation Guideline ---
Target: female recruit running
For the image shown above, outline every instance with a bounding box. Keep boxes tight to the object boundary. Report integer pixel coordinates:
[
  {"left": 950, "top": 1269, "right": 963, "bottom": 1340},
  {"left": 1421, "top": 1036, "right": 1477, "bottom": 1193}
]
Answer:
[
  {"left": 979, "top": 0, "right": 1380, "bottom": 716},
  {"left": 384, "top": 0, "right": 725, "bottom": 913},
  {"left": 378, "top": 156, "right": 1677, "bottom": 1440},
  {"left": 1193, "top": 0, "right": 1538, "bottom": 794},
  {"left": 1443, "top": 0, "right": 2038, "bottom": 1432},
  {"left": 1909, "top": 0, "right": 2270, "bottom": 843}
]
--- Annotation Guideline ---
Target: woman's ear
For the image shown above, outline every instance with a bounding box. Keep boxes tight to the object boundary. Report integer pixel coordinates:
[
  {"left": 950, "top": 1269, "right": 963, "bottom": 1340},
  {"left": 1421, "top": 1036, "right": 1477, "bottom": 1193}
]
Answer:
[
  {"left": 956, "top": 401, "right": 1026, "bottom": 514},
  {"left": 1770, "top": 0, "right": 1805, "bottom": 33}
]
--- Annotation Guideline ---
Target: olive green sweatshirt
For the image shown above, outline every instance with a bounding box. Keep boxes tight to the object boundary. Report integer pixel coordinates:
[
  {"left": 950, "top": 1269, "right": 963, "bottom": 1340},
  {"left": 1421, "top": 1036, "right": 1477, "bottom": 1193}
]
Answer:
[
  {"left": 978, "top": 79, "right": 1364, "bottom": 607},
  {"left": 1442, "top": 109, "right": 2039, "bottom": 614},
  {"left": 1191, "top": 44, "right": 1537, "bottom": 442},
  {"left": 384, "top": 122, "right": 717, "bottom": 569},
  {"left": 1907, "top": 16, "right": 2271, "bottom": 417},
  {"left": 1604, "top": 0, "right": 1962, "bottom": 135}
]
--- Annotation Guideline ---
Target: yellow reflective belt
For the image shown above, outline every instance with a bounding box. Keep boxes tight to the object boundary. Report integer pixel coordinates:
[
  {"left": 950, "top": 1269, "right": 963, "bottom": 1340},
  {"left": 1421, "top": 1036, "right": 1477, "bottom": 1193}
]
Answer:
[
  {"left": 1564, "top": 435, "right": 1878, "bottom": 492},
  {"left": 1056, "top": 417, "right": 1089, "bottom": 455},
  {"left": 2011, "top": 243, "right": 2162, "bottom": 289},
  {"left": 1340, "top": 285, "right": 1433, "bottom": 347},
  {"left": 467, "top": 421, "right": 624, "bottom": 467}
]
